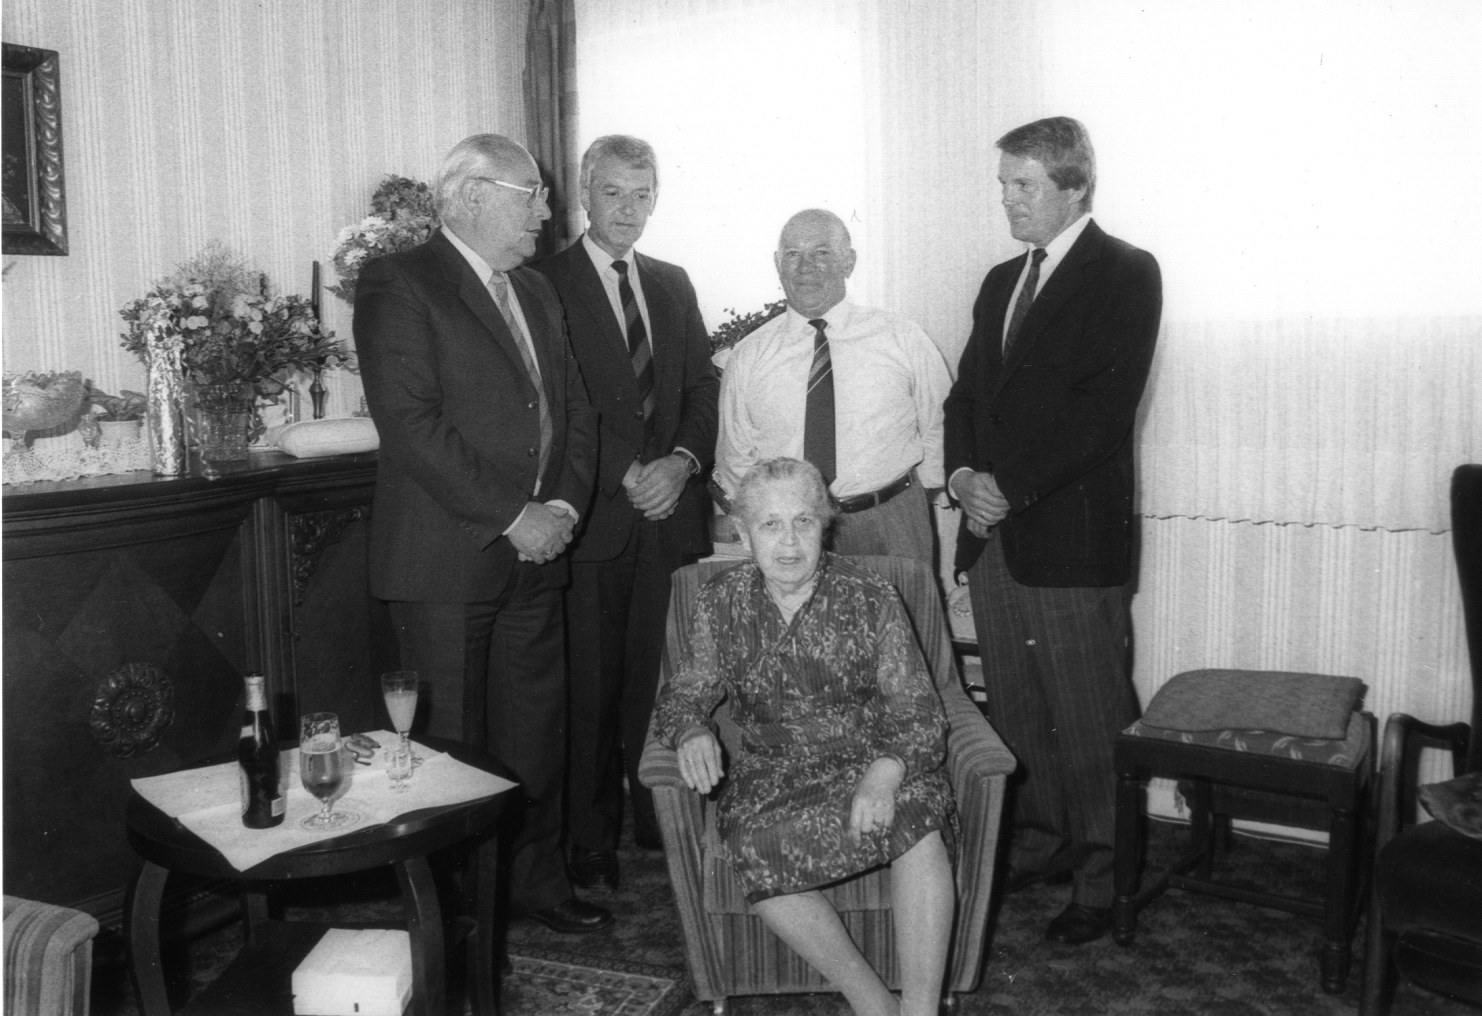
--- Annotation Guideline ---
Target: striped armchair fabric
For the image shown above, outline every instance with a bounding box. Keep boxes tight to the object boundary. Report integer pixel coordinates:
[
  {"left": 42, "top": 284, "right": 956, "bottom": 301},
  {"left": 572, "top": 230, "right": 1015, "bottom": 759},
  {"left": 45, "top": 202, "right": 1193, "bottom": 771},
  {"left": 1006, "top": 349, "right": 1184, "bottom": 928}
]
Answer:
[
  {"left": 639, "top": 554, "right": 1016, "bottom": 1013},
  {"left": 3, "top": 896, "right": 100, "bottom": 1016}
]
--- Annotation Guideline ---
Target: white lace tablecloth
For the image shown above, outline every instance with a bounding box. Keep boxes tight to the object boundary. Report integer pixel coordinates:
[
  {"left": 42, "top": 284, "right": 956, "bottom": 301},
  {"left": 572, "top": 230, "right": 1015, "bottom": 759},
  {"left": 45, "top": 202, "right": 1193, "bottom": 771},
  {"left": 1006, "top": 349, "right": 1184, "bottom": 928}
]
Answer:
[{"left": 130, "top": 731, "right": 517, "bottom": 871}]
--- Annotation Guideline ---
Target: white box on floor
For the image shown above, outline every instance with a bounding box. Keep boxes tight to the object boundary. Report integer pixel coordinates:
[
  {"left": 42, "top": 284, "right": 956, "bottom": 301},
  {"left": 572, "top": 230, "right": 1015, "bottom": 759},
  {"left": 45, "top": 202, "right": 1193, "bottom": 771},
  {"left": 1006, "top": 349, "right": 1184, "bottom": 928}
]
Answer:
[{"left": 292, "top": 928, "right": 413, "bottom": 1016}]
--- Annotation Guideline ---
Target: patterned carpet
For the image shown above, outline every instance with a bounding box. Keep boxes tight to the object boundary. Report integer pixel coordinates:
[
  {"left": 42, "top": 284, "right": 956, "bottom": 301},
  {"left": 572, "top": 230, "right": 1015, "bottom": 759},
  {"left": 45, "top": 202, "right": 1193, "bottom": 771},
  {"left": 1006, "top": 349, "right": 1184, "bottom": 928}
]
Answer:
[{"left": 91, "top": 817, "right": 1473, "bottom": 1015}]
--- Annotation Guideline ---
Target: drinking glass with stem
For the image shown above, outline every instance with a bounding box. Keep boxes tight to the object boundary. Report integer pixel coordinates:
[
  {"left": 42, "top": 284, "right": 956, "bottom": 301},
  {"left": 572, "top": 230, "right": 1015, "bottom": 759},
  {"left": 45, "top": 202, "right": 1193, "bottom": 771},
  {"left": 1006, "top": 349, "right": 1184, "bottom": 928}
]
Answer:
[
  {"left": 381, "top": 671, "right": 422, "bottom": 769},
  {"left": 299, "top": 712, "right": 359, "bottom": 831}
]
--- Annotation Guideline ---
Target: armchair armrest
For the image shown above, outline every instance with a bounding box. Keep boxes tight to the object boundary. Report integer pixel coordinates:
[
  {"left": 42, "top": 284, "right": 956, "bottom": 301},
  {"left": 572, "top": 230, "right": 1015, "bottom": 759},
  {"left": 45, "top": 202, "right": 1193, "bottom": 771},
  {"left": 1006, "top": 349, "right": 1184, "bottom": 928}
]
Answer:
[
  {"left": 639, "top": 734, "right": 688, "bottom": 791},
  {"left": 1373, "top": 712, "right": 1473, "bottom": 854},
  {"left": 3, "top": 896, "right": 100, "bottom": 1016},
  {"left": 942, "top": 684, "right": 1016, "bottom": 788}
]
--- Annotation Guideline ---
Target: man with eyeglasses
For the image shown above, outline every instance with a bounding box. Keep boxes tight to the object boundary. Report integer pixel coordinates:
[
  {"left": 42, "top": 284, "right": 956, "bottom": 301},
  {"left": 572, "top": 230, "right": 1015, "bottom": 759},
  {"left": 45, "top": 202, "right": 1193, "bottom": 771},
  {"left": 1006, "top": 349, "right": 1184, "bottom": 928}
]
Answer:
[
  {"left": 533, "top": 135, "right": 718, "bottom": 893},
  {"left": 355, "top": 133, "right": 612, "bottom": 935},
  {"left": 715, "top": 208, "right": 951, "bottom": 565}
]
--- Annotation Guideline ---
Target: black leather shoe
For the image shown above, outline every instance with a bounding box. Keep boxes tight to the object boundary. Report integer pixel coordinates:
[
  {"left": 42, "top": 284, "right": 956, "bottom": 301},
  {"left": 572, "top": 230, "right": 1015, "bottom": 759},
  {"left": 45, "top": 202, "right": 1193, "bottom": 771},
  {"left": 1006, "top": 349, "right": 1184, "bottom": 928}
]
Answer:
[
  {"left": 1044, "top": 903, "right": 1112, "bottom": 945},
  {"left": 1002, "top": 866, "right": 1073, "bottom": 895},
  {"left": 568, "top": 848, "right": 619, "bottom": 893},
  {"left": 525, "top": 898, "right": 614, "bottom": 934}
]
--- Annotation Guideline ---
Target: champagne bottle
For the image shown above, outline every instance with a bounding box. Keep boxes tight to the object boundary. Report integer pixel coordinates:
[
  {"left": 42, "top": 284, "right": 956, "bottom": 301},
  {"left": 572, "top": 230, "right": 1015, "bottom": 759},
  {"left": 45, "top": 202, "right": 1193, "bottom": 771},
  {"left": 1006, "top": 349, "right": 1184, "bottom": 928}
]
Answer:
[{"left": 238, "top": 674, "right": 285, "bottom": 828}]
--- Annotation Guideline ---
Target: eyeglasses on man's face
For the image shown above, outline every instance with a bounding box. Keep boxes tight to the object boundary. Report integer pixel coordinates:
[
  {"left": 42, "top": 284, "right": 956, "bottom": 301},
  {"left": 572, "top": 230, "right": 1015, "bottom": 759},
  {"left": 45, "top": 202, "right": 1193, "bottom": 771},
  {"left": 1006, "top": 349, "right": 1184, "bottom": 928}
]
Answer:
[{"left": 473, "top": 176, "right": 550, "bottom": 209}]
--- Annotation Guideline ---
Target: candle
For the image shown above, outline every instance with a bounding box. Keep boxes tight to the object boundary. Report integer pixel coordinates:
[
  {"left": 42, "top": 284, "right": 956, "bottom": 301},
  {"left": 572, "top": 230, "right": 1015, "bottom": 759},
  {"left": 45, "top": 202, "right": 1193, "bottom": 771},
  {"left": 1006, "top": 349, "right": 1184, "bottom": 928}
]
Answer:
[{"left": 311, "top": 261, "right": 322, "bottom": 322}]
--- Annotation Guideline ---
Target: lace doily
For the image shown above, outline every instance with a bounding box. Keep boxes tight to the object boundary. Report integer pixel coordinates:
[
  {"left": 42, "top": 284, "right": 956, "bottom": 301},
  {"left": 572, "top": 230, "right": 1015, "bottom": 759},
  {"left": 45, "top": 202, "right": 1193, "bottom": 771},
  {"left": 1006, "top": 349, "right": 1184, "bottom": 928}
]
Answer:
[{"left": 3, "top": 440, "right": 154, "bottom": 485}]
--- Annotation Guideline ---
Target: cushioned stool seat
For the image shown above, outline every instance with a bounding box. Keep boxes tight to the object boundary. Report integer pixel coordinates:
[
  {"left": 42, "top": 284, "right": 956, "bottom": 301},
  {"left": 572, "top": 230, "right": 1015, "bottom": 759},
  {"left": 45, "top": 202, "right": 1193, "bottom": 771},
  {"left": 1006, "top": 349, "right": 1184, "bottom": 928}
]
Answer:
[{"left": 1112, "top": 670, "right": 1372, "bottom": 994}]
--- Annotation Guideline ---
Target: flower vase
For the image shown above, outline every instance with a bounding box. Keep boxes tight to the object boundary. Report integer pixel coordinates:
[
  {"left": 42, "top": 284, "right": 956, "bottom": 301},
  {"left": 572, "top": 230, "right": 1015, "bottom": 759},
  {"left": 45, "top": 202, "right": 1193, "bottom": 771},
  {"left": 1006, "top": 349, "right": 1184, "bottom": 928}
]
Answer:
[
  {"left": 146, "top": 351, "right": 187, "bottom": 476},
  {"left": 187, "top": 382, "right": 254, "bottom": 463}
]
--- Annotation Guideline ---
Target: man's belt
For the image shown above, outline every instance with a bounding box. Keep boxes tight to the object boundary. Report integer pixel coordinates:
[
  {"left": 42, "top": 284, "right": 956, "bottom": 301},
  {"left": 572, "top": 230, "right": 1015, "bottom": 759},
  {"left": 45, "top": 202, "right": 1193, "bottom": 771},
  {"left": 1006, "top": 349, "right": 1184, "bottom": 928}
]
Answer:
[{"left": 836, "top": 473, "right": 912, "bottom": 514}]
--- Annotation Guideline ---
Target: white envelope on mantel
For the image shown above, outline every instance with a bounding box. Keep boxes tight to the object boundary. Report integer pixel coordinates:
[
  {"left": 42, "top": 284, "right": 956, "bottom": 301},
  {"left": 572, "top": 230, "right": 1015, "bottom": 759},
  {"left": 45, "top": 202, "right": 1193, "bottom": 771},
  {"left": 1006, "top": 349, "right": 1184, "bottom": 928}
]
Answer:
[{"left": 131, "top": 731, "right": 516, "bottom": 871}]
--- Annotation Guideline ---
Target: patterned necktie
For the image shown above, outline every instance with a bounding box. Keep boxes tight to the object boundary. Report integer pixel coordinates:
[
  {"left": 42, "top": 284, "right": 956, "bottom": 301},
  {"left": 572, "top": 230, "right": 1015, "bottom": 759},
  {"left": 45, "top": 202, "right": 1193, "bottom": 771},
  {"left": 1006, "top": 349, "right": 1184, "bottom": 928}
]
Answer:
[
  {"left": 612, "top": 260, "right": 655, "bottom": 426},
  {"left": 1003, "top": 247, "right": 1048, "bottom": 358},
  {"left": 803, "top": 318, "right": 836, "bottom": 484},
  {"left": 488, "top": 273, "right": 552, "bottom": 479}
]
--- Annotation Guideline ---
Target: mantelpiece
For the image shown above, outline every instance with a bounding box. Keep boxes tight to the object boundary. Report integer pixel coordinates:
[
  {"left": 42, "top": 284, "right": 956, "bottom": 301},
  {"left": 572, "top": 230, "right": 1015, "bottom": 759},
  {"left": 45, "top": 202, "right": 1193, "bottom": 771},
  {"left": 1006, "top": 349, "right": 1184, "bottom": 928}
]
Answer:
[{"left": 1, "top": 452, "right": 394, "bottom": 925}]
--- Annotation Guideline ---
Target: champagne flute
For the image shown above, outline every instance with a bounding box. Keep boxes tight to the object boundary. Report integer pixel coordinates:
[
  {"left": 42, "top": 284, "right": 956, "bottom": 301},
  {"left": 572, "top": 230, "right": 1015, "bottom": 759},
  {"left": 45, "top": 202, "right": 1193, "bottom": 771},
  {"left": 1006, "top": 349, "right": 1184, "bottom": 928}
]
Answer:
[
  {"left": 299, "top": 712, "right": 359, "bottom": 831},
  {"left": 381, "top": 671, "right": 421, "bottom": 767}
]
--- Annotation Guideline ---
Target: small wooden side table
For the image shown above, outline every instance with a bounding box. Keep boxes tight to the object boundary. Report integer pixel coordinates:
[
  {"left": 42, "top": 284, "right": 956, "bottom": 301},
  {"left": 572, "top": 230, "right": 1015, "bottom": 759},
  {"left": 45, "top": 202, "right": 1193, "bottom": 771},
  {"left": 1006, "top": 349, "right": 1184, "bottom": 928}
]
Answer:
[{"left": 124, "top": 737, "right": 511, "bottom": 1016}]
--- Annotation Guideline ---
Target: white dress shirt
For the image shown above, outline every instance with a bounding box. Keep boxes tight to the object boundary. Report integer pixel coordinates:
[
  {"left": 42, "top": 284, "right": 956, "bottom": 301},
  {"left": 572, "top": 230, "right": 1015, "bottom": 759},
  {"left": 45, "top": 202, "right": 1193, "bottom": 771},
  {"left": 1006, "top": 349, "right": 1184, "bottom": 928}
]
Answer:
[
  {"left": 717, "top": 299, "right": 950, "bottom": 499},
  {"left": 1000, "top": 212, "right": 1093, "bottom": 345}
]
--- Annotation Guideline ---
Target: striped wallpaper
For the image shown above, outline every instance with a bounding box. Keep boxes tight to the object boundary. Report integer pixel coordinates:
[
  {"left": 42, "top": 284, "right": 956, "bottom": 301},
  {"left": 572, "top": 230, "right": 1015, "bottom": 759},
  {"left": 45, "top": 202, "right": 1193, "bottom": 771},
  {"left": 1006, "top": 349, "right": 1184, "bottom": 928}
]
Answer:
[{"left": 2, "top": 0, "right": 527, "bottom": 418}]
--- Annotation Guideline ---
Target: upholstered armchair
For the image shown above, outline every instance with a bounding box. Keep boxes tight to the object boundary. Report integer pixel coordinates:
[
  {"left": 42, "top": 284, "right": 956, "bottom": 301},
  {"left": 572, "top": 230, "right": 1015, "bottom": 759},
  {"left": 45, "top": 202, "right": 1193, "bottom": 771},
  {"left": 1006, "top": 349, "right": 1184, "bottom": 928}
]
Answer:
[
  {"left": 3, "top": 896, "right": 100, "bottom": 1016},
  {"left": 639, "top": 554, "right": 1015, "bottom": 1014}
]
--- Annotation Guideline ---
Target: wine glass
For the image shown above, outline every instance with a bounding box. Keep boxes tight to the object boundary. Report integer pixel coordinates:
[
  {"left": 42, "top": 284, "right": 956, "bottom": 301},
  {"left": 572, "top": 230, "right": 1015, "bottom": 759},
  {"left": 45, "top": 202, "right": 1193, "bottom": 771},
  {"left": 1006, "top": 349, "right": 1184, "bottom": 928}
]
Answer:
[
  {"left": 299, "top": 712, "right": 359, "bottom": 831},
  {"left": 381, "top": 671, "right": 421, "bottom": 767}
]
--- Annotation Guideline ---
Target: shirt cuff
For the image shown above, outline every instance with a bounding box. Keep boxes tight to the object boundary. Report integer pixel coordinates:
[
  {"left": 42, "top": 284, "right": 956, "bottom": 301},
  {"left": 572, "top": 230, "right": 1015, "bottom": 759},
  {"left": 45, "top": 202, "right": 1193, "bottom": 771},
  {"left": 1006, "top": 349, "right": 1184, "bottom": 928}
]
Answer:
[
  {"left": 947, "top": 467, "right": 976, "bottom": 501},
  {"left": 672, "top": 447, "right": 702, "bottom": 475}
]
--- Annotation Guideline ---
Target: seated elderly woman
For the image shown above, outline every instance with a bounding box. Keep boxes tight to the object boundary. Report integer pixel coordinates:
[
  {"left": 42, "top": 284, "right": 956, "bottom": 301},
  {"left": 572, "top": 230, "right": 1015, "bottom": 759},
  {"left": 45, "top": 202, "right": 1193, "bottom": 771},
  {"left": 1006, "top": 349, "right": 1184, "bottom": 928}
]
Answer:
[{"left": 649, "top": 457, "right": 956, "bottom": 1016}]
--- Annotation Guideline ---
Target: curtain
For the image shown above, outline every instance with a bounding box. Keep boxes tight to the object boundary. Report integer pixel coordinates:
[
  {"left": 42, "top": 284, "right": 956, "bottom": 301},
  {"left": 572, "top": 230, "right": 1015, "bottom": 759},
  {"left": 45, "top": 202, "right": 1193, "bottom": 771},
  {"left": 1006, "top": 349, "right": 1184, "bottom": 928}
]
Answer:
[
  {"left": 524, "top": 0, "right": 580, "bottom": 256},
  {"left": 572, "top": 0, "right": 1482, "bottom": 535}
]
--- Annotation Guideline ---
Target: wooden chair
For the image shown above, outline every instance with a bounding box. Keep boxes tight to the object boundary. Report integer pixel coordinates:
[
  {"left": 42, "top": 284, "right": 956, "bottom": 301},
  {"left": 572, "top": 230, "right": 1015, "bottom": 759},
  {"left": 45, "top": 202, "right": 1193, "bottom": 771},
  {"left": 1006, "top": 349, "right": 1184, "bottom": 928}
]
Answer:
[
  {"left": 638, "top": 555, "right": 1015, "bottom": 1014},
  {"left": 1359, "top": 464, "right": 1482, "bottom": 1014}
]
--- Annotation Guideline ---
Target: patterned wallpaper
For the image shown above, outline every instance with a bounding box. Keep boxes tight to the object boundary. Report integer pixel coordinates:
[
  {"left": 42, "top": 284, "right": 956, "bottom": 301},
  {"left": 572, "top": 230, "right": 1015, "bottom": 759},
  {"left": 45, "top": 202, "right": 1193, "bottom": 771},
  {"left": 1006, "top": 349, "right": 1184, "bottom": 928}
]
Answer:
[{"left": 2, "top": 0, "right": 527, "bottom": 419}]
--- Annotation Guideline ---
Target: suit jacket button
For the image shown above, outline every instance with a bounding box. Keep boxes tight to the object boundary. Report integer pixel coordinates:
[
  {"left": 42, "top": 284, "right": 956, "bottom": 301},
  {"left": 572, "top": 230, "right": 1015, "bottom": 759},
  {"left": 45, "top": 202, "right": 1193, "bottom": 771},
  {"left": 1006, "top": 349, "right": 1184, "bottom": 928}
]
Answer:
[
  {"left": 528, "top": 400, "right": 536, "bottom": 410},
  {"left": 633, "top": 409, "right": 644, "bottom": 420},
  {"left": 990, "top": 414, "right": 1003, "bottom": 426},
  {"left": 527, "top": 448, "right": 536, "bottom": 457}
]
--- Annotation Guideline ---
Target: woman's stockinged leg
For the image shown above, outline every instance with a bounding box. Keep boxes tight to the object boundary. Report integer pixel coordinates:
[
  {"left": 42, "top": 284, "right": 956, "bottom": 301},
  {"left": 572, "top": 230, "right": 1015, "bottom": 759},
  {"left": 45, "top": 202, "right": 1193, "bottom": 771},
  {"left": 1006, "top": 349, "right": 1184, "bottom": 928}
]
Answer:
[
  {"left": 891, "top": 832, "right": 954, "bottom": 1016},
  {"left": 752, "top": 890, "right": 899, "bottom": 1016}
]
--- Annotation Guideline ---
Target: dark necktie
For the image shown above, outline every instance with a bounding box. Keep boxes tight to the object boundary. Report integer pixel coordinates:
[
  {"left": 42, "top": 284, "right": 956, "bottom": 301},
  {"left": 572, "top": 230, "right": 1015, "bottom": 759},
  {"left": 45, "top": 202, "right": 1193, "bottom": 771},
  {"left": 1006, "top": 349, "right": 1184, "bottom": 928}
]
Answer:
[
  {"left": 612, "top": 260, "right": 655, "bottom": 425},
  {"left": 803, "top": 318, "right": 836, "bottom": 484},
  {"left": 488, "top": 273, "right": 552, "bottom": 480},
  {"left": 1003, "top": 247, "right": 1048, "bottom": 358}
]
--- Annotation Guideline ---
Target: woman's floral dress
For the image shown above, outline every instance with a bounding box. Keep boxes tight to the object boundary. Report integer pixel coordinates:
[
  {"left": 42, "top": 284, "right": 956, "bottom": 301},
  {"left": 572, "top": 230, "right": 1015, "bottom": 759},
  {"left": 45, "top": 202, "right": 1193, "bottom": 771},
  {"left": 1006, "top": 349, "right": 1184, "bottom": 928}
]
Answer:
[{"left": 651, "top": 554, "right": 956, "bottom": 902}]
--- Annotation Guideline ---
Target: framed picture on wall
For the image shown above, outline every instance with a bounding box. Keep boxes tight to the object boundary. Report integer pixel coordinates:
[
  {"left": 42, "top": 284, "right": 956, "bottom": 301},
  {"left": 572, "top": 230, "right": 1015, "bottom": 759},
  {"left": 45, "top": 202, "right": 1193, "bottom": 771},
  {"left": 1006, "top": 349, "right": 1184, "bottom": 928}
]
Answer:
[{"left": 3, "top": 42, "right": 67, "bottom": 256}]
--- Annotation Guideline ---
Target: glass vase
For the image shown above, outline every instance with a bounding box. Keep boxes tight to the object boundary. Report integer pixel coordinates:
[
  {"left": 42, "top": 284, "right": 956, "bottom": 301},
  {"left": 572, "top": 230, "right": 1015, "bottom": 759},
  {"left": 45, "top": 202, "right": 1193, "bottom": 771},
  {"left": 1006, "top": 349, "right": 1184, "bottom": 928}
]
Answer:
[
  {"left": 187, "top": 382, "right": 254, "bottom": 463},
  {"left": 146, "top": 349, "right": 187, "bottom": 476}
]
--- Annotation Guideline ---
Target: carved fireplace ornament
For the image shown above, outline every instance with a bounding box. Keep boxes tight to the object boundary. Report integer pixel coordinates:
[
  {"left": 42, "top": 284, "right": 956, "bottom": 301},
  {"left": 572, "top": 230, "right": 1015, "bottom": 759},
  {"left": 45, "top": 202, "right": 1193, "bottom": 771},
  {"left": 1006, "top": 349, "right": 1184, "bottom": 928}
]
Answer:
[{"left": 89, "top": 663, "right": 174, "bottom": 758}]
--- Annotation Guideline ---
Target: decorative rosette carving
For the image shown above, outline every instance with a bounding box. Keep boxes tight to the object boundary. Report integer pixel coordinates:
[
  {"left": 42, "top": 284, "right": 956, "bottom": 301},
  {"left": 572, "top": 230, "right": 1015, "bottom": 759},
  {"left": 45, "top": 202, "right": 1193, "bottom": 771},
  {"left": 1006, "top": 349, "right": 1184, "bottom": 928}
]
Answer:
[{"left": 90, "top": 663, "right": 175, "bottom": 758}]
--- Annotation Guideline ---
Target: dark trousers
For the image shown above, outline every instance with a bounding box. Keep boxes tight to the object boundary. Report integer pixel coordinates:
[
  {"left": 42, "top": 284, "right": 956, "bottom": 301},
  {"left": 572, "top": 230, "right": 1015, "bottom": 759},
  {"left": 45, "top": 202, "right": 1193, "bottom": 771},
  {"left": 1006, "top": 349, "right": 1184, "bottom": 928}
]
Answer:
[
  {"left": 565, "top": 520, "right": 694, "bottom": 851},
  {"left": 967, "top": 531, "right": 1138, "bottom": 908},
  {"left": 387, "top": 565, "right": 571, "bottom": 913}
]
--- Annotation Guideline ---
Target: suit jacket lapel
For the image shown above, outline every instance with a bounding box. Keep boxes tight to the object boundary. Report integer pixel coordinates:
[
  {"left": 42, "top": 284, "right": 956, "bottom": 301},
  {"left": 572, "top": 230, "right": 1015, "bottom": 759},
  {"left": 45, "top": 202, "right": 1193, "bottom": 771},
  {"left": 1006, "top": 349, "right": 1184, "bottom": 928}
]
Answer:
[
  {"left": 436, "top": 234, "right": 540, "bottom": 401},
  {"left": 508, "top": 269, "right": 559, "bottom": 407},
  {"left": 999, "top": 221, "right": 1106, "bottom": 378},
  {"left": 634, "top": 252, "right": 673, "bottom": 395}
]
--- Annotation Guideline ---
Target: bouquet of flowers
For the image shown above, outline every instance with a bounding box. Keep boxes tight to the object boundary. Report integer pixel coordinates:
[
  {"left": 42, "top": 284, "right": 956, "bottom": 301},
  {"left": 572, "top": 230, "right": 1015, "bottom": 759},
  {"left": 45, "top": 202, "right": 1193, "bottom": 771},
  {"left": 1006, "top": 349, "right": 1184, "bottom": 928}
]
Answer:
[
  {"left": 709, "top": 299, "right": 787, "bottom": 356},
  {"left": 328, "top": 175, "right": 439, "bottom": 303},
  {"left": 119, "top": 243, "right": 350, "bottom": 401}
]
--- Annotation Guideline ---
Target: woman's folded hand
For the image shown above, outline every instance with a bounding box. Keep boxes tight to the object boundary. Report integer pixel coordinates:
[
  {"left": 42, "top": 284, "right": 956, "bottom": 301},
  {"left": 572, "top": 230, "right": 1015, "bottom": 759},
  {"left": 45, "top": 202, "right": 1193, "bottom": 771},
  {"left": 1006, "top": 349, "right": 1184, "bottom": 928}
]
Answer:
[
  {"left": 677, "top": 729, "right": 724, "bottom": 794},
  {"left": 849, "top": 756, "right": 905, "bottom": 842}
]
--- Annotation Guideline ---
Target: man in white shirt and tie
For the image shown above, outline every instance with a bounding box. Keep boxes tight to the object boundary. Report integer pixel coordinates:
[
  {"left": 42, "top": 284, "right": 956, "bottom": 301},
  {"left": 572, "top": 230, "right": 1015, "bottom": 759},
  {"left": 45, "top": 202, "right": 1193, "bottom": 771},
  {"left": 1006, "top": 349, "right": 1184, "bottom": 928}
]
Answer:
[{"left": 715, "top": 208, "right": 951, "bottom": 565}]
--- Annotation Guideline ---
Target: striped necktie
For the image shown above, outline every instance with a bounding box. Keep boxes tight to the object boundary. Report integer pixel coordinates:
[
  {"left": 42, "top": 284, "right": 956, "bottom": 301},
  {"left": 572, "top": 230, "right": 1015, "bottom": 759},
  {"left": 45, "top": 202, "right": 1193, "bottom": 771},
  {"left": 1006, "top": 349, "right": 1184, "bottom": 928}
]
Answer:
[
  {"left": 1003, "top": 246, "right": 1048, "bottom": 358},
  {"left": 612, "top": 260, "right": 655, "bottom": 428},
  {"left": 803, "top": 318, "right": 836, "bottom": 484},
  {"left": 488, "top": 273, "right": 552, "bottom": 480}
]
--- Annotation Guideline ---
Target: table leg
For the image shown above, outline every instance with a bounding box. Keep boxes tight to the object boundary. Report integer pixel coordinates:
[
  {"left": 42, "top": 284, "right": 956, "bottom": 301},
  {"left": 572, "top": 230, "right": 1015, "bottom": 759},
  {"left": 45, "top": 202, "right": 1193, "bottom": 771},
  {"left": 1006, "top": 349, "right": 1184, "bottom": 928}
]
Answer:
[
  {"left": 469, "top": 830, "right": 500, "bottom": 1015},
  {"left": 397, "top": 855, "right": 446, "bottom": 1016},
  {"left": 124, "top": 859, "right": 171, "bottom": 1016}
]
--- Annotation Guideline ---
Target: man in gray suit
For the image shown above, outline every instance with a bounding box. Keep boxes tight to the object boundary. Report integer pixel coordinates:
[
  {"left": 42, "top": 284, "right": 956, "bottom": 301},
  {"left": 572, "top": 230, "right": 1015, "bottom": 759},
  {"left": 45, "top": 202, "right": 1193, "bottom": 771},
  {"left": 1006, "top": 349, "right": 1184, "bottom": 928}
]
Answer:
[
  {"left": 535, "top": 136, "right": 718, "bottom": 890},
  {"left": 355, "top": 133, "right": 611, "bottom": 934}
]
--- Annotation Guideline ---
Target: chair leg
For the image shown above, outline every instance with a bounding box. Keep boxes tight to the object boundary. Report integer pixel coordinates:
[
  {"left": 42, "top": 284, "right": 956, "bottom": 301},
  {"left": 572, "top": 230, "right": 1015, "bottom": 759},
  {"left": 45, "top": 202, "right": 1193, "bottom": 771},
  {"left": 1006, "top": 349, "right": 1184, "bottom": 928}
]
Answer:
[
  {"left": 1189, "top": 780, "right": 1216, "bottom": 880},
  {"left": 1358, "top": 903, "right": 1394, "bottom": 1016},
  {"left": 1321, "top": 803, "right": 1360, "bottom": 994},
  {"left": 1112, "top": 766, "right": 1142, "bottom": 945}
]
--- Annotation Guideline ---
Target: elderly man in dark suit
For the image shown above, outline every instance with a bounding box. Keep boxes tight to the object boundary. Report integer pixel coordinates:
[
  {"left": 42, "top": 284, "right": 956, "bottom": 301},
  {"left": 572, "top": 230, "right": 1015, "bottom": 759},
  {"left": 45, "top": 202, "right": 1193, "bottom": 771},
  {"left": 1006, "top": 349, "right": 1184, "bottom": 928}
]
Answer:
[
  {"left": 944, "top": 116, "right": 1162, "bottom": 946},
  {"left": 354, "top": 133, "right": 612, "bottom": 935},
  {"left": 534, "top": 135, "right": 718, "bottom": 891}
]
